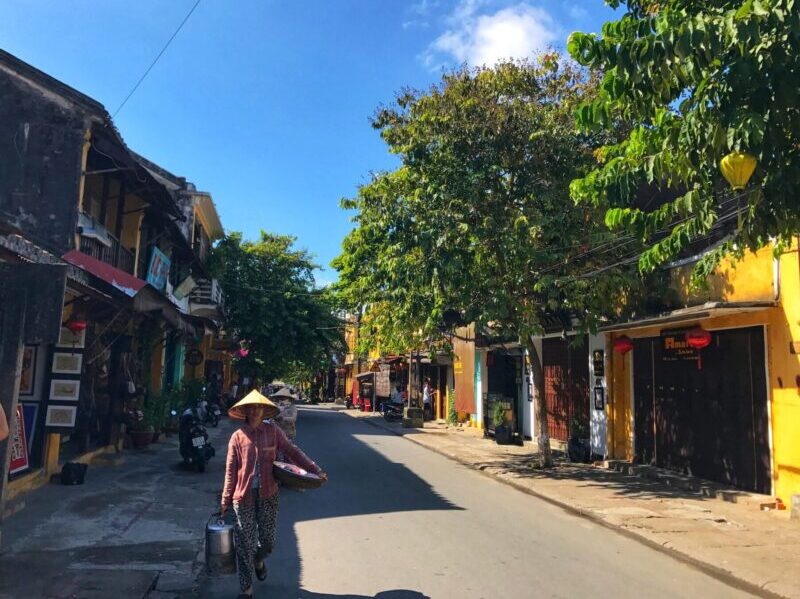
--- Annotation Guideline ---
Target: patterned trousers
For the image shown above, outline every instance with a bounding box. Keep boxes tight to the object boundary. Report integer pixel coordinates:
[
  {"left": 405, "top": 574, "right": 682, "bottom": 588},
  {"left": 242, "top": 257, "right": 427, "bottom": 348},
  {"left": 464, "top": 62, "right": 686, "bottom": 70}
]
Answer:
[{"left": 233, "top": 493, "right": 280, "bottom": 591}]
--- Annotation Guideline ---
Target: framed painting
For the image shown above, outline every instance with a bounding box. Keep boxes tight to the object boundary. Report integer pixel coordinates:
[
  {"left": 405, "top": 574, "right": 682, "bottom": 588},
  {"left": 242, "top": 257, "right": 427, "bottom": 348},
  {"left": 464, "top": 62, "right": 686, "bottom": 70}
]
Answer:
[
  {"left": 49, "top": 379, "right": 81, "bottom": 402},
  {"left": 51, "top": 352, "right": 83, "bottom": 375},
  {"left": 19, "top": 346, "right": 37, "bottom": 396},
  {"left": 45, "top": 404, "right": 78, "bottom": 429},
  {"left": 57, "top": 326, "right": 86, "bottom": 349}
]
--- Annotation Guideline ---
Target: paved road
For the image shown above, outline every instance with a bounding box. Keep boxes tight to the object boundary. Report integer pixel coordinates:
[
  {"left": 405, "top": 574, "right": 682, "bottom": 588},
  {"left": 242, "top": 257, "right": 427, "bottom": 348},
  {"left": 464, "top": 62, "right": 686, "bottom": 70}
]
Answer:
[
  {"left": 0, "top": 405, "right": 757, "bottom": 598},
  {"left": 200, "top": 405, "right": 755, "bottom": 599}
]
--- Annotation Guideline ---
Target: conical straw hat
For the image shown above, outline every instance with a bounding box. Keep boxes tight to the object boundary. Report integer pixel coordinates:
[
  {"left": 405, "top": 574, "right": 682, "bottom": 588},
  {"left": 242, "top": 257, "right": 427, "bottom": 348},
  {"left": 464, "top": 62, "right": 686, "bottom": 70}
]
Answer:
[
  {"left": 228, "top": 389, "right": 281, "bottom": 420},
  {"left": 270, "top": 387, "right": 298, "bottom": 401}
]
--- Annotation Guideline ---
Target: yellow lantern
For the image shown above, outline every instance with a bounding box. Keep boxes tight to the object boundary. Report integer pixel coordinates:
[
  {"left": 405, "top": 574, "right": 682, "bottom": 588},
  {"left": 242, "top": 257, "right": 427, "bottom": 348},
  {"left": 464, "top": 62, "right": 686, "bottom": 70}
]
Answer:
[{"left": 720, "top": 151, "right": 757, "bottom": 190}]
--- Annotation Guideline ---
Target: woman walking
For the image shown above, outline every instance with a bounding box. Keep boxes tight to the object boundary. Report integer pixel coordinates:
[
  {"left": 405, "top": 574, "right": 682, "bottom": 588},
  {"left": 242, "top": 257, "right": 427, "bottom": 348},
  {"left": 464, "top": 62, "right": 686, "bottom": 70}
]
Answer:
[{"left": 221, "top": 390, "right": 327, "bottom": 597}]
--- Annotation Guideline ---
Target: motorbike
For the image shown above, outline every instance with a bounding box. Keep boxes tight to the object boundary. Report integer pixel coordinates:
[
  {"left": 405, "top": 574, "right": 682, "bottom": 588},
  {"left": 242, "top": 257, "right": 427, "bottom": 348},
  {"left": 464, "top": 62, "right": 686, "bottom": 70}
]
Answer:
[
  {"left": 382, "top": 401, "right": 404, "bottom": 422},
  {"left": 177, "top": 407, "right": 215, "bottom": 472},
  {"left": 195, "top": 386, "right": 221, "bottom": 428}
]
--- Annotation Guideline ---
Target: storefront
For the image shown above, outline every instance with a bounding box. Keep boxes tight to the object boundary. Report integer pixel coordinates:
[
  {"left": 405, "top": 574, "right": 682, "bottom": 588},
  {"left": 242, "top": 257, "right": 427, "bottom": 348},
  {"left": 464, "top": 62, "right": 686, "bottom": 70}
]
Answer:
[
  {"left": 542, "top": 337, "right": 590, "bottom": 444},
  {"left": 627, "top": 326, "right": 770, "bottom": 494},
  {"left": 484, "top": 349, "right": 524, "bottom": 438}
]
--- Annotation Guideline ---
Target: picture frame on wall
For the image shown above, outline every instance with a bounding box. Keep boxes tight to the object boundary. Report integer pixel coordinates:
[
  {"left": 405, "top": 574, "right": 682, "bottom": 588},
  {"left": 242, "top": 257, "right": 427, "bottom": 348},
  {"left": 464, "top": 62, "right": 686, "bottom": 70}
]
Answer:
[
  {"left": 45, "top": 404, "right": 78, "bottom": 429},
  {"left": 51, "top": 352, "right": 83, "bottom": 375},
  {"left": 56, "top": 326, "right": 86, "bottom": 349},
  {"left": 19, "top": 346, "right": 37, "bottom": 396},
  {"left": 49, "top": 379, "right": 81, "bottom": 402}
]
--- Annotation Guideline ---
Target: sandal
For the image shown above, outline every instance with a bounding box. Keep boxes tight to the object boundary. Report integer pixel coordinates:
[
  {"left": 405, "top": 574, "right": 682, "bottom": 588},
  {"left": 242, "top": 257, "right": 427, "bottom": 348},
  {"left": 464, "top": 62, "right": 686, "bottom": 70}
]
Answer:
[{"left": 255, "top": 559, "right": 267, "bottom": 581}]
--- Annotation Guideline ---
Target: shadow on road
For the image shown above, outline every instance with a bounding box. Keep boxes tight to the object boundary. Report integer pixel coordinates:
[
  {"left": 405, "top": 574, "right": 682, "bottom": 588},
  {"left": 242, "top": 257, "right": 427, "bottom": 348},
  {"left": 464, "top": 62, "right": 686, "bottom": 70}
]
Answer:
[{"left": 196, "top": 405, "right": 458, "bottom": 598}]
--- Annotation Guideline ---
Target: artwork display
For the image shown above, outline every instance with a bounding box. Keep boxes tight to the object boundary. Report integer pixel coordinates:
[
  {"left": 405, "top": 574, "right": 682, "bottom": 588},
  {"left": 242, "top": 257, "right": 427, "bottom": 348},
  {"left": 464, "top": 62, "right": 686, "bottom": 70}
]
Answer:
[
  {"left": 19, "top": 346, "right": 37, "bottom": 396},
  {"left": 51, "top": 352, "right": 83, "bottom": 375},
  {"left": 57, "top": 326, "right": 86, "bottom": 348},
  {"left": 49, "top": 379, "right": 81, "bottom": 402},
  {"left": 45, "top": 404, "right": 78, "bottom": 429}
]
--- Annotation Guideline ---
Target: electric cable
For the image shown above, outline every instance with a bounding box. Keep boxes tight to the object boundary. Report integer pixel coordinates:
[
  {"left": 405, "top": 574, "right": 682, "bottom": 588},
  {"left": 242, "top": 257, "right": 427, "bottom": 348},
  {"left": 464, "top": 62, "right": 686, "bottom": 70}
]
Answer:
[{"left": 111, "top": 0, "right": 202, "bottom": 118}]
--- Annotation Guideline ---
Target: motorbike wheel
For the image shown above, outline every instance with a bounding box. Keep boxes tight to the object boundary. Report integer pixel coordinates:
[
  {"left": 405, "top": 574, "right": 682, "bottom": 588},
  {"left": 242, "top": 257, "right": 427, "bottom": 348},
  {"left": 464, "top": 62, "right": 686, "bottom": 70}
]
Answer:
[{"left": 196, "top": 459, "right": 206, "bottom": 473}]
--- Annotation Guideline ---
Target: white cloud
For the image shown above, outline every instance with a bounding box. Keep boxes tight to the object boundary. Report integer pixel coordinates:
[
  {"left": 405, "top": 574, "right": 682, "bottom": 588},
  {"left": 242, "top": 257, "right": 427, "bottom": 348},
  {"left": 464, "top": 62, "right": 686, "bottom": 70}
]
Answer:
[
  {"left": 568, "top": 5, "right": 589, "bottom": 20},
  {"left": 425, "top": 2, "right": 559, "bottom": 68}
]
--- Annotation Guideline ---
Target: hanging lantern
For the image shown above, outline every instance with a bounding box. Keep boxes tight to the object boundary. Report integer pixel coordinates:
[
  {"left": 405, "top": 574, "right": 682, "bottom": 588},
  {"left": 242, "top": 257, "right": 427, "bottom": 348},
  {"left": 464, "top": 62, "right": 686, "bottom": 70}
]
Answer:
[
  {"left": 236, "top": 348, "right": 249, "bottom": 358},
  {"left": 65, "top": 319, "right": 88, "bottom": 335},
  {"left": 685, "top": 327, "right": 712, "bottom": 350},
  {"left": 720, "top": 151, "right": 757, "bottom": 190},
  {"left": 613, "top": 335, "right": 634, "bottom": 354}
]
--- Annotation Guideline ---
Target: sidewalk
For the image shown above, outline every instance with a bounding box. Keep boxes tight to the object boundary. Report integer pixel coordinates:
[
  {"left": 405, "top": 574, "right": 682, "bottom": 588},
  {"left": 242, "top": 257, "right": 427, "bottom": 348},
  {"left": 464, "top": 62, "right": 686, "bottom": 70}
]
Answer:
[
  {"left": 0, "top": 421, "right": 233, "bottom": 599},
  {"left": 337, "top": 405, "right": 800, "bottom": 599}
]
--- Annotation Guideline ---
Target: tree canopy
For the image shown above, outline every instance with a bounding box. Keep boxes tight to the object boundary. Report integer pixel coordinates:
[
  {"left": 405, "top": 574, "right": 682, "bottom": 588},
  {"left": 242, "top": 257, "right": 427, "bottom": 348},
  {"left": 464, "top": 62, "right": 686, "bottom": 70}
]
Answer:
[
  {"left": 210, "top": 231, "right": 344, "bottom": 383},
  {"left": 568, "top": 0, "right": 800, "bottom": 281},
  {"left": 333, "top": 56, "right": 654, "bottom": 464}
]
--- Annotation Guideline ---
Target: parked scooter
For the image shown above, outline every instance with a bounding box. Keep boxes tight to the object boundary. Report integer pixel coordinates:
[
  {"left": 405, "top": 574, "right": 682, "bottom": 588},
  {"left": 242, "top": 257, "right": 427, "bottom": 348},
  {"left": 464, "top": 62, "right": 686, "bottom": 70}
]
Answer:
[
  {"left": 382, "top": 401, "right": 404, "bottom": 422},
  {"left": 177, "top": 407, "right": 215, "bottom": 472}
]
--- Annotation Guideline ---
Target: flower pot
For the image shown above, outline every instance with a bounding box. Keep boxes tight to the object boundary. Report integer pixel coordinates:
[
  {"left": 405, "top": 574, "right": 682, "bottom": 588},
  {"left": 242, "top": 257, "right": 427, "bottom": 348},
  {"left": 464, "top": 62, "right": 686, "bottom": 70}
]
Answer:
[
  {"left": 567, "top": 437, "right": 591, "bottom": 463},
  {"left": 130, "top": 430, "right": 153, "bottom": 449},
  {"left": 494, "top": 424, "right": 513, "bottom": 445}
]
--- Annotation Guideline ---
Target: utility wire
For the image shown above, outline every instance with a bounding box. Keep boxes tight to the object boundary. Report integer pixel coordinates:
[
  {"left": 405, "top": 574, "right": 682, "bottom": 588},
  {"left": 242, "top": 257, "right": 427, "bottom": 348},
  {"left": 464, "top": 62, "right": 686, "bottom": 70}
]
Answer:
[{"left": 111, "top": 0, "right": 202, "bottom": 118}]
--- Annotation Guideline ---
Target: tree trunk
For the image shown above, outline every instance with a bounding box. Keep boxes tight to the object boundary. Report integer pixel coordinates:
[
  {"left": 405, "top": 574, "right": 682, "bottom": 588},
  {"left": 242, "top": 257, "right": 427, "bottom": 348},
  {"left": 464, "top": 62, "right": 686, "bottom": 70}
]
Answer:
[{"left": 526, "top": 336, "right": 552, "bottom": 468}]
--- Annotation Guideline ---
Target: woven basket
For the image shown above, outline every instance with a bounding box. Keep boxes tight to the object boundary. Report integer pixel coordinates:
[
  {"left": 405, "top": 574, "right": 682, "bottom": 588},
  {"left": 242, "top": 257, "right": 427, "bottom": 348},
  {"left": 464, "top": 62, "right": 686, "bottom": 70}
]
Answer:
[{"left": 272, "top": 461, "right": 324, "bottom": 490}]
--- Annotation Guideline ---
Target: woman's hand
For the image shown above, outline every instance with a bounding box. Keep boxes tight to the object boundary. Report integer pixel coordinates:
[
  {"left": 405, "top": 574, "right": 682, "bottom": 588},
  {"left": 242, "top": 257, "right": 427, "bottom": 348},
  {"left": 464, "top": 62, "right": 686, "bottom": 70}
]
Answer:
[{"left": 220, "top": 504, "right": 228, "bottom": 516}]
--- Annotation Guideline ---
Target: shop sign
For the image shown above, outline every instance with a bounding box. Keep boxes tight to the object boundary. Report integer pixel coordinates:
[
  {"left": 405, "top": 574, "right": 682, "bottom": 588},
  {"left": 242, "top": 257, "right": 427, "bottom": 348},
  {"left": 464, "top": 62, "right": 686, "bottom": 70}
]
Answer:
[
  {"left": 375, "top": 364, "right": 391, "bottom": 397},
  {"left": 145, "top": 247, "right": 171, "bottom": 291},
  {"left": 661, "top": 328, "right": 699, "bottom": 362},
  {"left": 9, "top": 405, "right": 29, "bottom": 475}
]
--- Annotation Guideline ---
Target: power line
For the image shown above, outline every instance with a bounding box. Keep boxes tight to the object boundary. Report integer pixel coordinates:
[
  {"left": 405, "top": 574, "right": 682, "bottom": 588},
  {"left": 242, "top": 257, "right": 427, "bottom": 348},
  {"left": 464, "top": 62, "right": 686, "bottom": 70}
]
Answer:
[{"left": 111, "top": 0, "right": 202, "bottom": 118}]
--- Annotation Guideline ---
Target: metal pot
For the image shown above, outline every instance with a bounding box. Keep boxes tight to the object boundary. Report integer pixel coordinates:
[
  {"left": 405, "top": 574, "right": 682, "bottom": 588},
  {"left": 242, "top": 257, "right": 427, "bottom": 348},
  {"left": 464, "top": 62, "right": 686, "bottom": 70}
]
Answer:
[{"left": 205, "top": 513, "right": 236, "bottom": 576}]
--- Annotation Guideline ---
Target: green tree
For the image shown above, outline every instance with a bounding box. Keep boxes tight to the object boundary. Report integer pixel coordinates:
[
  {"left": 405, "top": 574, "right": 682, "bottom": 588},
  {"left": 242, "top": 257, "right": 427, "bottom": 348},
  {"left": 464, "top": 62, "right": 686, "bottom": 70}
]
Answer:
[
  {"left": 333, "top": 57, "right": 644, "bottom": 466},
  {"left": 568, "top": 0, "right": 800, "bottom": 282},
  {"left": 210, "top": 232, "right": 344, "bottom": 383}
]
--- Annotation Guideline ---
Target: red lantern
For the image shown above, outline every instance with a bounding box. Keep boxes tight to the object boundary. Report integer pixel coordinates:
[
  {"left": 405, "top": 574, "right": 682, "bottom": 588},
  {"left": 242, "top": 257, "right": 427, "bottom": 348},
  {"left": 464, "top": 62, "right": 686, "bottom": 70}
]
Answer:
[
  {"left": 236, "top": 348, "right": 250, "bottom": 358},
  {"left": 65, "top": 319, "right": 88, "bottom": 335},
  {"left": 685, "top": 327, "right": 712, "bottom": 350},
  {"left": 613, "top": 335, "right": 633, "bottom": 354}
]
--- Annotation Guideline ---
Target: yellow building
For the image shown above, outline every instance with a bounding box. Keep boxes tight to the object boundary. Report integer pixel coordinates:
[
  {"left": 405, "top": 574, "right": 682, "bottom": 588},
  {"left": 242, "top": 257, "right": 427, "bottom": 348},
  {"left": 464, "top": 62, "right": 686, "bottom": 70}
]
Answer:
[{"left": 603, "top": 240, "right": 800, "bottom": 502}]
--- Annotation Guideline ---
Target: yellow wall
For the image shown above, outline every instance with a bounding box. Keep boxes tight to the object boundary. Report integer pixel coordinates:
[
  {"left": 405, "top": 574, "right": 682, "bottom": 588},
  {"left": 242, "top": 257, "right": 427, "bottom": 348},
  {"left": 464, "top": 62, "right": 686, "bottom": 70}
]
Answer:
[
  {"left": 671, "top": 246, "right": 776, "bottom": 305},
  {"left": 606, "top": 240, "right": 800, "bottom": 500},
  {"left": 771, "top": 240, "right": 800, "bottom": 502}
]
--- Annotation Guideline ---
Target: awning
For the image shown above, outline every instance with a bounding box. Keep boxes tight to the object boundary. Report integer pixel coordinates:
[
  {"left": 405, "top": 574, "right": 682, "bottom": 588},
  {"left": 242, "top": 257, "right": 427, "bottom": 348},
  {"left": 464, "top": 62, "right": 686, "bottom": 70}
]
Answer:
[
  {"left": 63, "top": 250, "right": 202, "bottom": 337},
  {"left": 63, "top": 249, "right": 146, "bottom": 297},
  {"left": 599, "top": 301, "right": 777, "bottom": 333}
]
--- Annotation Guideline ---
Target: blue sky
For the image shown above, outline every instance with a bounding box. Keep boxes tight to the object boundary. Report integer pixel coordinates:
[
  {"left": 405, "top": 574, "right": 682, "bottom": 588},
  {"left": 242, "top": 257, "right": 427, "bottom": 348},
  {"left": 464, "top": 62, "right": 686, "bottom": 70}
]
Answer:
[{"left": 0, "top": 1, "right": 616, "bottom": 284}]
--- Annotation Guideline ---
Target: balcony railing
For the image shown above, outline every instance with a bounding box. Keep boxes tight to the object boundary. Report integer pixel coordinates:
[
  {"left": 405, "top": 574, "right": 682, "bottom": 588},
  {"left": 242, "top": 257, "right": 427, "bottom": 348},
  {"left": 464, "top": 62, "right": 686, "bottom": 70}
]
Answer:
[
  {"left": 79, "top": 231, "right": 136, "bottom": 275},
  {"left": 191, "top": 278, "right": 223, "bottom": 306}
]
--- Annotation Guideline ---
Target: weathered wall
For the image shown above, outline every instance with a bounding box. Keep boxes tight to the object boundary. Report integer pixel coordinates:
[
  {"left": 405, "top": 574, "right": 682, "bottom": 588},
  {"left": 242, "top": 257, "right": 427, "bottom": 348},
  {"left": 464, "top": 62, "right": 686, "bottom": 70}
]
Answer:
[
  {"left": 453, "top": 324, "right": 475, "bottom": 414},
  {"left": 0, "top": 65, "right": 88, "bottom": 253}
]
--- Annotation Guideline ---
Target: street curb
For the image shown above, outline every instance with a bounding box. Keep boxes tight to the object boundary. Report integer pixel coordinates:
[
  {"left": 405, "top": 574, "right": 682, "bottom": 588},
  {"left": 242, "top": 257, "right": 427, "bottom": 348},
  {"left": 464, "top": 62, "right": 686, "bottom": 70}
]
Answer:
[{"left": 340, "top": 409, "right": 782, "bottom": 599}]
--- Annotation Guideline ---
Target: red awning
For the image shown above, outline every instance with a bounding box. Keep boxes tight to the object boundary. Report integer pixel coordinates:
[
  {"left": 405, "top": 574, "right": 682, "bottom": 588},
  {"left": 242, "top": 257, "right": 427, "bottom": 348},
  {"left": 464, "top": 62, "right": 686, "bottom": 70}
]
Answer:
[{"left": 62, "top": 250, "right": 146, "bottom": 297}]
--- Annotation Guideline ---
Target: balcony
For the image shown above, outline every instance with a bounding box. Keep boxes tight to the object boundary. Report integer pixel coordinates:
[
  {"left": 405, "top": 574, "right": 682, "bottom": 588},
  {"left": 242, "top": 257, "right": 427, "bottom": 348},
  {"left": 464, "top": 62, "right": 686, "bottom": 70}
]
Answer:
[
  {"left": 191, "top": 278, "right": 223, "bottom": 305},
  {"left": 78, "top": 217, "right": 136, "bottom": 275}
]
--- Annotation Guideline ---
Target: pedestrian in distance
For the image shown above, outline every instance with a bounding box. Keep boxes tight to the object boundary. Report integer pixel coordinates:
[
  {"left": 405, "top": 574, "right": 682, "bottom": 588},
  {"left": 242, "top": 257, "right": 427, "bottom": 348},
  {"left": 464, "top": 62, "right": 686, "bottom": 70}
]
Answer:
[
  {"left": 221, "top": 390, "right": 327, "bottom": 598},
  {"left": 0, "top": 404, "right": 8, "bottom": 442},
  {"left": 422, "top": 378, "right": 433, "bottom": 420}
]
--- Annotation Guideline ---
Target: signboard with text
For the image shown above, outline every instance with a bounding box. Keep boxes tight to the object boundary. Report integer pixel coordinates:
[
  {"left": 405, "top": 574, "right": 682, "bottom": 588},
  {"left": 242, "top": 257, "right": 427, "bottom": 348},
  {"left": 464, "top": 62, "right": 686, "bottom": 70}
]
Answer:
[
  {"left": 9, "top": 405, "right": 29, "bottom": 475},
  {"left": 661, "top": 329, "right": 699, "bottom": 362},
  {"left": 375, "top": 364, "right": 391, "bottom": 398}
]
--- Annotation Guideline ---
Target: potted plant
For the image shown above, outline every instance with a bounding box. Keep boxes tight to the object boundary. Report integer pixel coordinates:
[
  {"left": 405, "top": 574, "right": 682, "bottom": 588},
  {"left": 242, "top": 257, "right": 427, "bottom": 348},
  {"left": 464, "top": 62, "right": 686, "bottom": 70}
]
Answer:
[
  {"left": 127, "top": 408, "right": 153, "bottom": 449},
  {"left": 492, "top": 402, "right": 513, "bottom": 445},
  {"left": 567, "top": 417, "right": 591, "bottom": 463},
  {"left": 143, "top": 394, "right": 169, "bottom": 443}
]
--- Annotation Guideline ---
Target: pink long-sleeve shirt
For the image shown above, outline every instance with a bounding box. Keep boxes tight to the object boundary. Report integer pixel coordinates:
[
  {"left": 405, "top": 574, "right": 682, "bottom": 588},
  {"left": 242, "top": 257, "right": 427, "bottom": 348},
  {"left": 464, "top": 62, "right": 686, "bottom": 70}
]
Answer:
[{"left": 222, "top": 421, "right": 321, "bottom": 506}]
